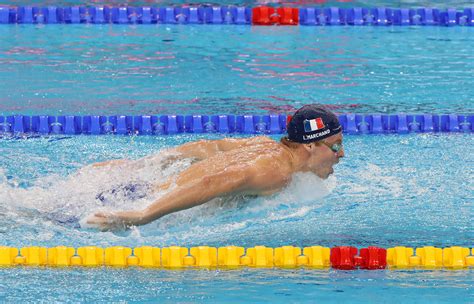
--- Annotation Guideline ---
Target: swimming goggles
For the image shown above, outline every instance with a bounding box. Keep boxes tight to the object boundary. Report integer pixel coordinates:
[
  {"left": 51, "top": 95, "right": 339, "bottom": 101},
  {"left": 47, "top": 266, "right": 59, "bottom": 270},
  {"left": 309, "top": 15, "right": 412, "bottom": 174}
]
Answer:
[{"left": 321, "top": 141, "right": 343, "bottom": 153}]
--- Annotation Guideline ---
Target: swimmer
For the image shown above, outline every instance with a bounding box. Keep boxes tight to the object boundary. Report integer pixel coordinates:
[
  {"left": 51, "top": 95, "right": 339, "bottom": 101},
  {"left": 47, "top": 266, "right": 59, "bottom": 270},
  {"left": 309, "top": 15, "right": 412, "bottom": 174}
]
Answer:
[{"left": 86, "top": 105, "right": 345, "bottom": 231}]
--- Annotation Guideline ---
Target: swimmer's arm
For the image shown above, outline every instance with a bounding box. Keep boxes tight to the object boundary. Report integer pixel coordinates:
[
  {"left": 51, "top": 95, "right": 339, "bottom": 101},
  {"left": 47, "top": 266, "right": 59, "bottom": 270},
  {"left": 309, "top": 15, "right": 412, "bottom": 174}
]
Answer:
[
  {"left": 114, "top": 169, "right": 250, "bottom": 227},
  {"left": 89, "top": 159, "right": 129, "bottom": 168},
  {"left": 171, "top": 137, "right": 269, "bottom": 160}
]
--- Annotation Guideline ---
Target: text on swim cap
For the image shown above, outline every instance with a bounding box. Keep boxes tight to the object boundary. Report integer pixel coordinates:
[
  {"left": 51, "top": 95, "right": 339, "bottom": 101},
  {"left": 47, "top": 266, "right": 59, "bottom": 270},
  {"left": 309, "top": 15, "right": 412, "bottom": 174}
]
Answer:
[{"left": 302, "top": 129, "right": 330, "bottom": 140}]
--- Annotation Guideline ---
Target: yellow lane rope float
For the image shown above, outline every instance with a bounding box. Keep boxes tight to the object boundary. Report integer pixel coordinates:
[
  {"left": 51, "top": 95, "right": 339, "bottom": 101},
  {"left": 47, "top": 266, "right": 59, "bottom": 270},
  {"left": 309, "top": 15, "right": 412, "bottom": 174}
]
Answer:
[{"left": 1, "top": 246, "right": 473, "bottom": 269}]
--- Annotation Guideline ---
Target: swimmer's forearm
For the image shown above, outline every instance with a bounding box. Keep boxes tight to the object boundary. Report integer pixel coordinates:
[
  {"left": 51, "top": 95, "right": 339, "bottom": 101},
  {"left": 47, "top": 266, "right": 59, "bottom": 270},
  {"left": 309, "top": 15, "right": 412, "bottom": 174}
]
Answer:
[
  {"left": 114, "top": 210, "right": 148, "bottom": 226},
  {"left": 141, "top": 186, "right": 221, "bottom": 224},
  {"left": 113, "top": 191, "right": 214, "bottom": 227},
  {"left": 132, "top": 171, "right": 248, "bottom": 226},
  {"left": 111, "top": 187, "right": 210, "bottom": 227}
]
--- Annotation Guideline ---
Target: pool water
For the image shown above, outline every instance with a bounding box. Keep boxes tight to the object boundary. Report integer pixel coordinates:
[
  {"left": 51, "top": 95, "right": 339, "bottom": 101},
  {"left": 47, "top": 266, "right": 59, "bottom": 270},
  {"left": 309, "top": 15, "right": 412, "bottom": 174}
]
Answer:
[
  {"left": 0, "top": 133, "right": 473, "bottom": 247},
  {"left": 0, "top": 134, "right": 472, "bottom": 302},
  {"left": 1, "top": 25, "right": 473, "bottom": 115},
  {"left": 1, "top": 267, "right": 472, "bottom": 302},
  {"left": 0, "top": 0, "right": 473, "bottom": 302}
]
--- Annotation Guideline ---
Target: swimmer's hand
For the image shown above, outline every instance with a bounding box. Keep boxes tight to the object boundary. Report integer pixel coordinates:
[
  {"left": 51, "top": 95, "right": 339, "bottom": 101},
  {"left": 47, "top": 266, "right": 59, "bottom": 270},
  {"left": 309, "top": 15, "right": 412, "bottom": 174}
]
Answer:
[
  {"left": 85, "top": 211, "right": 143, "bottom": 231},
  {"left": 85, "top": 212, "right": 125, "bottom": 231}
]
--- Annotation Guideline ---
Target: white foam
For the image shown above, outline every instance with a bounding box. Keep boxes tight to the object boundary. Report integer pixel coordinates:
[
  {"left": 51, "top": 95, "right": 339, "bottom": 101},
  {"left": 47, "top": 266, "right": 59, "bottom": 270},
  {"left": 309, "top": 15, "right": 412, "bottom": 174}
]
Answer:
[
  {"left": 0, "top": 153, "right": 337, "bottom": 238},
  {"left": 0, "top": 151, "right": 194, "bottom": 228},
  {"left": 338, "top": 163, "right": 403, "bottom": 198},
  {"left": 138, "top": 170, "right": 336, "bottom": 241}
]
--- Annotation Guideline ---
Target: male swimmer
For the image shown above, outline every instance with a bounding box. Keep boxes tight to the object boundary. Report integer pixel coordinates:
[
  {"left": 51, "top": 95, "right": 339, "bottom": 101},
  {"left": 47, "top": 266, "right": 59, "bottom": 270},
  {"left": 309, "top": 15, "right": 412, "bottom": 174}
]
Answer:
[{"left": 86, "top": 105, "right": 344, "bottom": 231}]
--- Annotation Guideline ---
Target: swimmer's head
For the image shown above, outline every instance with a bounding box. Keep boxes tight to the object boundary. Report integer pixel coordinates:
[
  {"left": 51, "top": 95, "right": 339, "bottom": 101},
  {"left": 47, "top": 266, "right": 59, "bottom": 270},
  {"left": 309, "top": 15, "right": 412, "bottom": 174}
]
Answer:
[
  {"left": 283, "top": 105, "right": 344, "bottom": 179},
  {"left": 286, "top": 104, "right": 342, "bottom": 143}
]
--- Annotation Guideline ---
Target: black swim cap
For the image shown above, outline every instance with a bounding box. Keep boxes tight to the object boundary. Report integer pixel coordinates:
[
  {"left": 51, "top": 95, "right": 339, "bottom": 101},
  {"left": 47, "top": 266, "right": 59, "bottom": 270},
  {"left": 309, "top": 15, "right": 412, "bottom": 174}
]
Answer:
[{"left": 287, "top": 105, "right": 342, "bottom": 143}]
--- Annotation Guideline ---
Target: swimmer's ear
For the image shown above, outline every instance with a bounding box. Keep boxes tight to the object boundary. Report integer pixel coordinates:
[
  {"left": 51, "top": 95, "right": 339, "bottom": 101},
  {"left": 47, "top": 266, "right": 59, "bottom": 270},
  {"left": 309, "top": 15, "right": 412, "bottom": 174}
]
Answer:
[
  {"left": 303, "top": 142, "right": 321, "bottom": 152},
  {"left": 303, "top": 143, "right": 314, "bottom": 152}
]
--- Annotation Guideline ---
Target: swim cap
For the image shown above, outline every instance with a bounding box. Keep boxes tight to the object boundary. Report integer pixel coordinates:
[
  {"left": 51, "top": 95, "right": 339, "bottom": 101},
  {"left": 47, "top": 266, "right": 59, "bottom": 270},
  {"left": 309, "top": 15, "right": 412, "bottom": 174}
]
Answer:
[{"left": 287, "top": 105, "right": 342, "bottom": 143}]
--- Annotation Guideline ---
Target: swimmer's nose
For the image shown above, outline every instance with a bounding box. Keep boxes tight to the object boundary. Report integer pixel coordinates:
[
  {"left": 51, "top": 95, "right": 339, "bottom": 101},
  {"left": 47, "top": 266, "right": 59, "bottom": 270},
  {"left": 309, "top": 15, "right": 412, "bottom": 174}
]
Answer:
[{"left": 338, "top": 146, "right": 345, "bottom": 158}]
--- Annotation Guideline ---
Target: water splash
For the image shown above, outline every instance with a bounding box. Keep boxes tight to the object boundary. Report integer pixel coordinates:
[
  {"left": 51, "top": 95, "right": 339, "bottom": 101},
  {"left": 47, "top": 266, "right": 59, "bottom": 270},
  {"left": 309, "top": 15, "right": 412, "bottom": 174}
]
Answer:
[
  {"left": 0, "top": 156, "right": 335, "bottom": 245},
  {"left": 139, "top": 171, "right": 336, "bottom": 244},
  {"left": 0, "top": 152, "right": 194, "bottom": 229}
]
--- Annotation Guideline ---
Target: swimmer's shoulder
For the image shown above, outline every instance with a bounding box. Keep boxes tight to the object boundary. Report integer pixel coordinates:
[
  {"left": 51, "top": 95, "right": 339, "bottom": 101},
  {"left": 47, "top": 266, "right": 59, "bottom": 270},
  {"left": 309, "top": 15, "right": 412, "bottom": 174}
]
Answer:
[{"left": 246, "top": 135, "right": 277, "bottom": 145}]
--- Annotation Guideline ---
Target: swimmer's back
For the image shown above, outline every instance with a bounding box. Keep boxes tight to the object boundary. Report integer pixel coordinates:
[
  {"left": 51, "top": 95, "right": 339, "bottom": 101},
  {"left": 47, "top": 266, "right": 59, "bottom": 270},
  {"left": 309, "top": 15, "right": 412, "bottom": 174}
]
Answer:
[{"left": 175, "top": 138, "right": 293, "bottom": 194}]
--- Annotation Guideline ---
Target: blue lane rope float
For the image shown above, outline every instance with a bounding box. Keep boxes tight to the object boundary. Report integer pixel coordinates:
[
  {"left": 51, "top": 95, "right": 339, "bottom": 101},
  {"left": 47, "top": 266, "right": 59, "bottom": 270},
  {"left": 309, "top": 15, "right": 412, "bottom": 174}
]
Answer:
[
  {"left": 0, "top": 114, "right": 472, "bottom": 136},
  {"left": 0, "top": 6, "right": 473, "bottom": 26}
]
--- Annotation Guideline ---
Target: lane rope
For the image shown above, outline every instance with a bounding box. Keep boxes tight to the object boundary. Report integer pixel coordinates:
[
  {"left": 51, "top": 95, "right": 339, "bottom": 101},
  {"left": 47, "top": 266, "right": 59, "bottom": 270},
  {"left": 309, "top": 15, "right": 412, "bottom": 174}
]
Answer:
[
  {"left": 0, "top": 113, "right": 472, "bottom": 136},
  {"left": 0, "top": 6, "right": 473, "bottom": 26},
  {"left": 1, "top": 245, "right": 473, "bottom": 269}
]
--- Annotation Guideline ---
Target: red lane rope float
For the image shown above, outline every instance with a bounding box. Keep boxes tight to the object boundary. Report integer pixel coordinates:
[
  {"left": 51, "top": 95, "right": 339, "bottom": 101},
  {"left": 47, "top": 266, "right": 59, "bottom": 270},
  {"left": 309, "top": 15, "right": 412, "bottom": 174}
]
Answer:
[{"left": 252, "top": 6, "right": 299, "bottom": 25}]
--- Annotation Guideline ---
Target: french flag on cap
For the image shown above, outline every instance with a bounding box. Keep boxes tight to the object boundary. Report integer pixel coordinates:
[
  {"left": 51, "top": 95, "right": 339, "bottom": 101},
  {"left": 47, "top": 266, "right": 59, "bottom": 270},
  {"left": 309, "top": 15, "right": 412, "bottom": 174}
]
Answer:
[{"left": 304, "top": 118, "right": 325, "bottom": 132}]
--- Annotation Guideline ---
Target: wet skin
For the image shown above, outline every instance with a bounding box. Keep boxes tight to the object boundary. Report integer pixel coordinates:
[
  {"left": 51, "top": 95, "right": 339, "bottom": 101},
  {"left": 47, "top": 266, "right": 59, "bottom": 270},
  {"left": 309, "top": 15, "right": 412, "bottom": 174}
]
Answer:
[{"left": 86, "top": 134, "right": 344, "bottom": 231}]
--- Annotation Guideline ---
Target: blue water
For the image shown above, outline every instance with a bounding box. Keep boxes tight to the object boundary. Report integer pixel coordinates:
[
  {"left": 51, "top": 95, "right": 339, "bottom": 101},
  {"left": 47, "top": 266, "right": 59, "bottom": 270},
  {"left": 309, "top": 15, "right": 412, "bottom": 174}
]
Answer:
[
  {"left": 1, "top": 267, "right": 472, "bottom": 302},
  {"left": 0, "top": 2, "right": 473, "bottom": 302},
  {"left": 0, "top": 134, "right": 473, "bottom": 302},
  {"left": 0, "top": 133, "right": 473, "bottom": 247},
  {"left": 0, "top": 25, "right": 473, "bottom": 115}
]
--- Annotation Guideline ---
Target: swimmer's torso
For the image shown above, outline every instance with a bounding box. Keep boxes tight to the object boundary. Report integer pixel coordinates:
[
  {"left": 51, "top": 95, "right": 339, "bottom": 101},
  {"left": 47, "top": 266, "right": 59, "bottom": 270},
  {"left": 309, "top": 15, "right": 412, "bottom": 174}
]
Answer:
[{"left": 154, "top": 137, "right": 294, "bottom": 196}]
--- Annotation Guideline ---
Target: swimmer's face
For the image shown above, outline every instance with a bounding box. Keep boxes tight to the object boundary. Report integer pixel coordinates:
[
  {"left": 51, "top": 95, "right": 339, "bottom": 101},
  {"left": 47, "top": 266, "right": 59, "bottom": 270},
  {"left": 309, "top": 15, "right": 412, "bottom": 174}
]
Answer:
[{"left": 305, "top": 133, "right": 344, "bottom": 179}]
